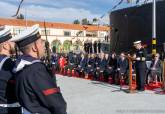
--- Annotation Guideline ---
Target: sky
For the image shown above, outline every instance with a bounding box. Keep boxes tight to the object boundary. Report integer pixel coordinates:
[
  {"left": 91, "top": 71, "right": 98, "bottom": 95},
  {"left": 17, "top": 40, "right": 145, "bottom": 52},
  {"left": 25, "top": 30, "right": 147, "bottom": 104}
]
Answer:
[{"left": 0, "top": 0, "right": 151, "bottom": 25}]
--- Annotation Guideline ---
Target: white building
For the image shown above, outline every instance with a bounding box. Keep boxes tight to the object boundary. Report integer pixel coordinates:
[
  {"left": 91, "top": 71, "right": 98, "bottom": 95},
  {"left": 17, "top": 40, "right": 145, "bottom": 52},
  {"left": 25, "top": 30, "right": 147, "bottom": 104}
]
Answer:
[{"left": 0, "top": 18, "right": 110, "bottom": 53}]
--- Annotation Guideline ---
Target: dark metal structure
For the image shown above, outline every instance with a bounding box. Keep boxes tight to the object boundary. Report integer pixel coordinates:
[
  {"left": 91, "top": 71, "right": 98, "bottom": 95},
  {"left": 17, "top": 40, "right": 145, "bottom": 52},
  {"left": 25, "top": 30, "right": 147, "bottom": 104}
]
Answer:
[{"left": 110, "top": 0, "right": 165, "bottom": 54}]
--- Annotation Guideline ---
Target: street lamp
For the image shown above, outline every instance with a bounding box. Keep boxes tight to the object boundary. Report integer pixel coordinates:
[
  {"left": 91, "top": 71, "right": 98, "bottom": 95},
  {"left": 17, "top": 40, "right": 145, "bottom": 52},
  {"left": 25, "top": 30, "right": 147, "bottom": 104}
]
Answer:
[{"left": 152, "top": 0, "right": 157, "bottom": 55}]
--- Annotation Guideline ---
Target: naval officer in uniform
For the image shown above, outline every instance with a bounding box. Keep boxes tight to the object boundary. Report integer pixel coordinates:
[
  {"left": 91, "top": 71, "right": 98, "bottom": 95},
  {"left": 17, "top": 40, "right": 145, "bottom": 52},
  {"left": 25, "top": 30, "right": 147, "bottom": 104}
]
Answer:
[
  {"left": 11, "top": 24, "right": 67, "bottom": 114},
  {"left": 0, "top": 27, "right": 21, "bottom": 114},
  {"left": 133, "top": 41, "right": 147, "bottom": 91}
]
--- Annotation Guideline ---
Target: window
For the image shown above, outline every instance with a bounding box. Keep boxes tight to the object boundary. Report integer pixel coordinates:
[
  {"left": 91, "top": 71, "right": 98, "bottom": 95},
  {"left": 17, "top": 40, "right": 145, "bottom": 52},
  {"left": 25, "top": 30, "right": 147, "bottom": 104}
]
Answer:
[
  {"left": 86, "top": 31, "right": 97, "bottom": 37},
  {"left": 76, "top": 31, "right": 84, "bottom": 37},
  {"left": 13, "top": 28, "right": 24, "bottom": 35},
  {"left": 64, "top": 31, "right": 71, "bottom": 36},
  {"left": 41, "top": 29, "right": 50, "bottom": 35},
  {"left": 99, "top": 32, "right": 105, "bottom": 37}
]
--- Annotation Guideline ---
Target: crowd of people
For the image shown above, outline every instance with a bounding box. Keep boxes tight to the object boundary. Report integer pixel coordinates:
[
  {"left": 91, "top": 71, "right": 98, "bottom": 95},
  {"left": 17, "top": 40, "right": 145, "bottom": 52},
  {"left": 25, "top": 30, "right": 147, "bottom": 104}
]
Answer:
[
  {"left": 0, "top": 24, "right": 165, "bottom": 114},
  {"left": 51, "top": 42, "right": 164, "bottom": 91}
]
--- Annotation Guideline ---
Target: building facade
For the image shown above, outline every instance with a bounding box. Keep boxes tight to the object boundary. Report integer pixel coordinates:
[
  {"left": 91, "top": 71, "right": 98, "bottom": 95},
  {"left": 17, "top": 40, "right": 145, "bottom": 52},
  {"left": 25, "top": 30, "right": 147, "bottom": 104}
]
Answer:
[{"left": 0, "top": 18, "right": 110, "bottom": 53}]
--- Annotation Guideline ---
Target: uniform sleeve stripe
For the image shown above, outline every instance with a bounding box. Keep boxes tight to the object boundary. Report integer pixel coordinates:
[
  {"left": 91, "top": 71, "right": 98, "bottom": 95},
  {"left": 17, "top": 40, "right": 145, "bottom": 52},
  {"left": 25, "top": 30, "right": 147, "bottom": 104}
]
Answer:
[
  {"left": 8, "top": 80, "right": 16, "bottom": 84},
  {"left": 42, "top": 88, "right": 59, "bottom": 96}
]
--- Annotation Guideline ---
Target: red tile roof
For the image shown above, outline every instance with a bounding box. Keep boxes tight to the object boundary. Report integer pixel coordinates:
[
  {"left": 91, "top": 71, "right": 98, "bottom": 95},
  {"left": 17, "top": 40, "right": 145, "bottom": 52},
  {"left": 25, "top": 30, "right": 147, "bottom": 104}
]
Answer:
[{"left": 0, "top": 18, "right": 110, "bottom": 31}]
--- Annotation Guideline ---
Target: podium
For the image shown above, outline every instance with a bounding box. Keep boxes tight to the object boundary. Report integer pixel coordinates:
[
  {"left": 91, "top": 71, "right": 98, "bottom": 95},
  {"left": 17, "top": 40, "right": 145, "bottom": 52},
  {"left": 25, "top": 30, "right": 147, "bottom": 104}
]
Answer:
[
  {"left": 124, "top": 56, "right": 137, "bottom": 93},
  {"left": 162, "top": 60, "right": 165, "bottom": 90}
]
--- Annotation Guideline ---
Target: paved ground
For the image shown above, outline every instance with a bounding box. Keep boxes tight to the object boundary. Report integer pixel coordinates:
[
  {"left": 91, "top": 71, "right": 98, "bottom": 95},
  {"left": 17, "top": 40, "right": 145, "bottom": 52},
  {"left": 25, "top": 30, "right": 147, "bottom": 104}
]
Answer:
[{"left": 56, "top": 75, "right": 165, "bottom": 114}]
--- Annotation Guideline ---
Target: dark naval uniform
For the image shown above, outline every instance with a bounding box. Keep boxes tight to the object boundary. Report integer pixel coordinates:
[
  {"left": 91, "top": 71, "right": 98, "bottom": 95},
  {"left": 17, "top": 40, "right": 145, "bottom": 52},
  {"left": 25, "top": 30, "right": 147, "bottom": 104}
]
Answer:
[
  {"left": 98, "top": 41, "right": 101, "bottom": 53},
  {"left": 135, "top": 48, "right": 147, "bottom": 91},
  {"left": 93, "top": 41, "right": 97, "bottom": 53},
  {"left": 13, "top": 55, "right": 67, "bottom": 114},
  {"left": 0, "top": 27, "right": 21, "bottom": 114},
  {"left": 89, "top": 42, "right": 93, "bottom": 54},
  {"left": 0, "top": 55, "right": 21, "bottom": 114},
  {"left": 84, "top": 43, "right": 88, "bottom": 53}
]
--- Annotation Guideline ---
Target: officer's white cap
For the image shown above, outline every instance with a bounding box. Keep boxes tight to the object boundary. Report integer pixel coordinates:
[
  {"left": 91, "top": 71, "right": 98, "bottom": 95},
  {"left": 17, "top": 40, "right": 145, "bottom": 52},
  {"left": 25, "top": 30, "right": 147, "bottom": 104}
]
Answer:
[
  {"left": 11, "top": 24, "right": 41, "bottom": 47},
  {"left": 133, "top": 40, "right": 141, "bottom": 45},
  {"left": 0, "top": 26, "right": 12, "bottom": 43}
]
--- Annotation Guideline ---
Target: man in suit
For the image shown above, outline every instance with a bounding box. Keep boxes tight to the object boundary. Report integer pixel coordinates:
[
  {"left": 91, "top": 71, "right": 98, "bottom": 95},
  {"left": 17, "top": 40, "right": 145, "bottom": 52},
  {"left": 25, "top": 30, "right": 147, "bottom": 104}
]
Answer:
[
  {"left": 116, "top": 52, "right": 129, "bottom": 84},
  {"left": 148, "top": 53, "right": 162, "bottom": 83},
  {"left": 117, "top": 53, "right": 128, "bottom": 74},
  {"left": 76, "top": 53, "right": 88, "bottom": 77},
  {"left": 106, "top": 52, "right": 118, "bottom": 83},
  {"left": 85, "top": 54, "right": 96, "bottom": 79},
  {"left": 64, "top": 52, "right": 78, "bottom": 76}
]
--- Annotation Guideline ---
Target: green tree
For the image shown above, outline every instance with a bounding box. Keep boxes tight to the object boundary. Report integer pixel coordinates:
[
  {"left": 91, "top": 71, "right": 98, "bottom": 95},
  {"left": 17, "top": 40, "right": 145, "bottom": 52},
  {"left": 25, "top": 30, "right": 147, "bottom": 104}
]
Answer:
[
  {"left": 17, "top": 13, "right": 24, "bottom": 19},
  {"left": 73, "top": 19, "right": 80, "bottom": 24},
  {"left": 93, "top": 18, "right": 98, "bottom": 23},
  {"left": 81, "top": 18, "right": 89, "bottom": 25},
  {"left": 92, "top": 18, "right": 99, "bottom": 25}
]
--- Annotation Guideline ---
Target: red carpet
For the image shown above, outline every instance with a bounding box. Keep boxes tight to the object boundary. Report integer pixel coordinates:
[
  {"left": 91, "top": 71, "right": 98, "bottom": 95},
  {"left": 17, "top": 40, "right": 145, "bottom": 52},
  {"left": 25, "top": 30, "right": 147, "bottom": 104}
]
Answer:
[{"left": 145, "top": 82, "right": 162, "bottom": 90}]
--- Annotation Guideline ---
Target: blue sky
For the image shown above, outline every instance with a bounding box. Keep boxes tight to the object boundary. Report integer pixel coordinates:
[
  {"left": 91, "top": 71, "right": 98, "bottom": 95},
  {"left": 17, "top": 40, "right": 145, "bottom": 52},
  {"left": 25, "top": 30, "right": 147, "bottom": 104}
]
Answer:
[{"left": 0, "top": 0, "right": 148, "bottom": 24}]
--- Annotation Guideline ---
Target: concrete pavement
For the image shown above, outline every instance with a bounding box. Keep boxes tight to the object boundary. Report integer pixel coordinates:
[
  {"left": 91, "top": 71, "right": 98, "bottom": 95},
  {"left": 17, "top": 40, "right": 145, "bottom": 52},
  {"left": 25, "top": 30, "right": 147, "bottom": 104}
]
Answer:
[{"left": 56, "top": 75, "right": 165, "bottom": 114}]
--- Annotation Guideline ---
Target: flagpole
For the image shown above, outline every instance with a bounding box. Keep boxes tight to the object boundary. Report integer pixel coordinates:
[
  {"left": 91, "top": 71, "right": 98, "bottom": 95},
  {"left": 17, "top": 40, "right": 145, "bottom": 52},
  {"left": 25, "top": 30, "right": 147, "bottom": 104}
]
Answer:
[
  {"left": 25, "top": 7, "right": 27, "bottom": 29},
  {"left": 152, "top": 0, "right": 157, "bottom": 55}
]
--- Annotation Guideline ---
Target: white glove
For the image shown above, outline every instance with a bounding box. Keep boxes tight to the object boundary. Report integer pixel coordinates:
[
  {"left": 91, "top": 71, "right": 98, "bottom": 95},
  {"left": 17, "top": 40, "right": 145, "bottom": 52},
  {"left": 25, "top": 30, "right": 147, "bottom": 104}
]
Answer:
[{"left": 136, "top": 57, "right": 140, "bottom": 61}]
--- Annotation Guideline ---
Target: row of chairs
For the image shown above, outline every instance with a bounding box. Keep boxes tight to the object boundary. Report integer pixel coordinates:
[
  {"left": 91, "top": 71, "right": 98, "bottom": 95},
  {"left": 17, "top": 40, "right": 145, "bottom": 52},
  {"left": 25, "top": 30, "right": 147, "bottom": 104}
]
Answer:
[{"left": 52, "top": 60, "right": 165, "bottom": 91}]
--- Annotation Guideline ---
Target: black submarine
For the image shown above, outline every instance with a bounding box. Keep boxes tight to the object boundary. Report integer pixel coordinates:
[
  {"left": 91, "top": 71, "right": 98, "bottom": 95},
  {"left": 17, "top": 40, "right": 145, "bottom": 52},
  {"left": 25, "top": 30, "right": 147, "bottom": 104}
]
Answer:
[{"left": 110, "top": 0, "right": 165, "bottom": 54}]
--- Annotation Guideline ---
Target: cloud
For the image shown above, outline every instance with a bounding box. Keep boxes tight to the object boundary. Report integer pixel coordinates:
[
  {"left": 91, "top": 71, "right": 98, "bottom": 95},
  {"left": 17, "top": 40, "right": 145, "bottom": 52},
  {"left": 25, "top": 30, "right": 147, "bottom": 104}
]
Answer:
[
  {"left": 7, "top": 0, "right": 143, "bottom": 25},
  {"left": 23, "top": 0, "right": 86, "bottom": 9},
  {"left": 25, "top": 5, "right": 101, "bottom": 23},
  {"left": 0, "top": 0, "right": 110, "bottom": 24},
  {"left": 0, "top": 1, "right": 17, "bottom": 17},
  {"left": 0, "top": 0, "right": 152, "bottom": 25}
]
